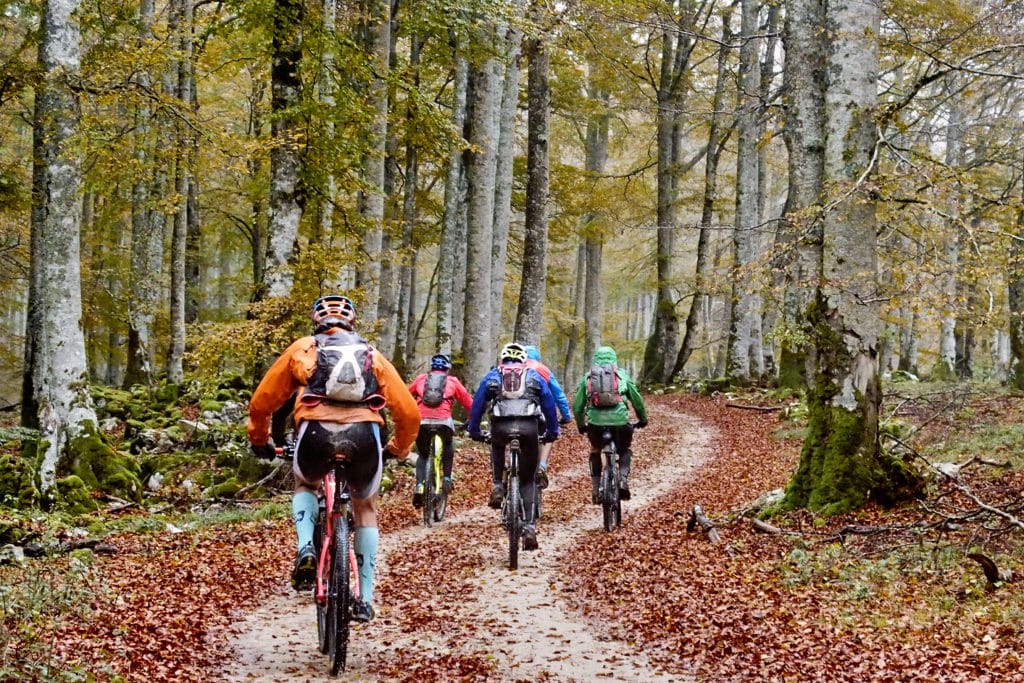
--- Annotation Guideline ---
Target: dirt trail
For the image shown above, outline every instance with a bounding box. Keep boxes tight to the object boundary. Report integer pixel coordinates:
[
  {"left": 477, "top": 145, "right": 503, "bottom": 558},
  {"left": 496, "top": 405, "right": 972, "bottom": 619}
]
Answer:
[{"left": 218, "top": 403, "right": 710, "bottom": 681}]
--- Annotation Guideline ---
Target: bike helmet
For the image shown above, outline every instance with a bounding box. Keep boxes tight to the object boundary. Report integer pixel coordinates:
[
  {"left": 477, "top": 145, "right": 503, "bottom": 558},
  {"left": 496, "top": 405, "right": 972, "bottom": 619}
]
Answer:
[
  {"left": 430, "top": 354, "right": 452, "bottom": 371},
  {"left": 499, "top": 342, "right": 527, "bottom": 364},
  {"left": 312, "top": 295, "right": 356, "bottom": 332}
]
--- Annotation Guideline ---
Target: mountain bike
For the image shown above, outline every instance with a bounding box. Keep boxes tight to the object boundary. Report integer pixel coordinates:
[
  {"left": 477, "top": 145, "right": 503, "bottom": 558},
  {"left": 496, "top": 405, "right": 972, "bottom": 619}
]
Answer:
[
  {"left": 596, "top": 422, "right": 642, "bottom": 532},
  {"left": 278, "top": 441, "right": 359, "bottom": 675}
]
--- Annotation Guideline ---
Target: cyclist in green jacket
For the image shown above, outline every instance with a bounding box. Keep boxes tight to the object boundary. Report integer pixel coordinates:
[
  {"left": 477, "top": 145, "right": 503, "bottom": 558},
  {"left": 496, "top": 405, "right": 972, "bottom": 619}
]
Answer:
[{"left": 572, "top": 345, "right": 648, "bottom": 503}]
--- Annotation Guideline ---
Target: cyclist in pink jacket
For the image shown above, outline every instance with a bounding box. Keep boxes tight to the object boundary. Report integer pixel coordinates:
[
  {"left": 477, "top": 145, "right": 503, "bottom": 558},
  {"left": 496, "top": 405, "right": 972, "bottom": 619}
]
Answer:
[{"left": 407, "top": 353, "right": 474, "bottom": 507}]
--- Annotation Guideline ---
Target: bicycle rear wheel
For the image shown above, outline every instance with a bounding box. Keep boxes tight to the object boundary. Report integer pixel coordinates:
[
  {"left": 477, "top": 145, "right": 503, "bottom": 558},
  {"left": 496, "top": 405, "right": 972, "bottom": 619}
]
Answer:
[
  {"left": 422, "top": 444, "right": 436, "bottom": 528},
  {"left": 602, "top": 456, "right": 621, "bottom": 532},
  {"left": 328, "top": 514, "right": 351, "bottom": 675},
  {"left": 314, "top": 506, "right": 329, "bottom": 654},
  {"left": 506, "top": 474, "right": 521, "bottom": 570},
  {"left": 432, "top": 436, "right": 448, "bottom": 522}
]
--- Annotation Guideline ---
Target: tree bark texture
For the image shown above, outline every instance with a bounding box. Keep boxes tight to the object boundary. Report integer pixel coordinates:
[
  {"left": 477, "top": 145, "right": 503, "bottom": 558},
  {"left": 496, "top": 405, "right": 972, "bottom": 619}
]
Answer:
[
  {"left": 24, "top": 0, "right": 100, "bottom": 491},
  {"left": 514, "top": 31, "right": 550, "bottom": 346}
]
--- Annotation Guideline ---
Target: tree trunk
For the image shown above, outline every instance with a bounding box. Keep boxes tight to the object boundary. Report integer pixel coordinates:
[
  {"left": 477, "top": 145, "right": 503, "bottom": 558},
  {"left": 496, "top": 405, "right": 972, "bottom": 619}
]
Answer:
[
  {"left": 24, "top": 0, "right": 99, "bottom": 491},
  {"left": 124, "top": 0, "right": 164, "bottom": 388},
  {"left": 491, "top": 10, "right": 523, "bottom": 346},
  {"left": 461, "top": 38, "right": 501, "bottom": 385},
  {"left": 582, "top": 58, "right": 609, "bottom": 368},
  {"left": 263, "top": 0, "right": 305, "bottom": 300},
  {"left": 776, "top": 0, "right": 826, "bottom": 390},
  {"left": 727, "top": 0, "right": 764, "bottom": 384},
  {"left": 783, "top": 0, "right": 916, "bottom": 514},
  {"left": 437, "top": 55, "right": 469, "bottom": 357},
  {"left": 513, "top": 28, "right": 550, "bottom": 346},
  {"left": 354, "top": 0, "right": 390, "bottom": 323},
  {"left": 673, "top": 6, "right": 734, "bottom": 380}
]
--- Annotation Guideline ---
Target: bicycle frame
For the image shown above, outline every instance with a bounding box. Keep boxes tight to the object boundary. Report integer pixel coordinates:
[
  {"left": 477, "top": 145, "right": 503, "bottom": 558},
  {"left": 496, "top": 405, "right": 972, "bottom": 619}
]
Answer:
[{"left": 422, "top": 429, "right": 449, "bottom": 527}]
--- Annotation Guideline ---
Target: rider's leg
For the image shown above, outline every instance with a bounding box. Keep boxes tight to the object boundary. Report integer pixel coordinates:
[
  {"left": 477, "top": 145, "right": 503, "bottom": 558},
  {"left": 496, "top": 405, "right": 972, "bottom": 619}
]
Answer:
[
  {"left": 536, "top": 441, "right": 552, "bottom": 489},
  {"left": 440, "top": 425, "right": 456, "bottom": 478},
  {"left": 488, "top": 429, "right": 506, "bottom": 508},
  {"left": 352, "top": 495, "right": 379, "bottom": 605},
  {"left": 615, "top": 424, "right": 635, "bottom": 499},
  {"left": 518, "top": 420, "right": 541, "bottom": 550},
  {"left": 585, "top": 427, "right": 603, "bottom": 504},
  {"left": 290, "top": 421, "right": 330, "bottom": 590}
]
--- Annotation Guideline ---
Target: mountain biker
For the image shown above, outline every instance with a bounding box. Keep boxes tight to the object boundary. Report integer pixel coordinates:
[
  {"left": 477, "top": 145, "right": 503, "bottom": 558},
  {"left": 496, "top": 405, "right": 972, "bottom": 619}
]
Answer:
[
  {"left": 522, "top": 345, "right": 572, "bottom": 490},
  {"left": 246, "top": 294, "right": 420, "bottom": 622},
  {"left": 466, "top": 342, "right": 560, "bottom": 550},
  {"left": 572, "top": 345, "right": 648, "bottom": 504},
  {"left": 407, "top": 353, "right": 474, "bottom": 507}
]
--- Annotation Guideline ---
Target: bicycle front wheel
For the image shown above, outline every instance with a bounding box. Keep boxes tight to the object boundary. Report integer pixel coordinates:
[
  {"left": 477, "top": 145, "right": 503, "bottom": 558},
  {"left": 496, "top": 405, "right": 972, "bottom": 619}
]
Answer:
[
  {"left": 328, "top": 515, "right": 351, "bottom": 675},
  {"left": 422, "top": 445, "right": 436, "bottom": 528},
  {"left": 507, "top": 474, "right": 521, "bottom": 570},
  {"left": 602, "top": 458, "right": 621, "bottom": 532}
]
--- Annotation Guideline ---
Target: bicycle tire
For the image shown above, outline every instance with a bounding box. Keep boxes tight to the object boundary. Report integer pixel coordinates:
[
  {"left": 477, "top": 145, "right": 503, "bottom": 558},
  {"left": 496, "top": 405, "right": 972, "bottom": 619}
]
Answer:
[
  {"left": 432, "top": 435, "right": 448, "bottom": 522},
  {"left": 314, "top": 505, "right": 329, "bottom": 654},
  {"left": 422, "top": 443, "right": 435, "bottom": 528},
  {"left": 507, "top": 473, "right": 521, "bottom": 570},
  {"left": 328, "top": 514, "right": 351, "bottom": 675},
  {"left": 602, "top": 451, "right": 621, "bottom": 532}
]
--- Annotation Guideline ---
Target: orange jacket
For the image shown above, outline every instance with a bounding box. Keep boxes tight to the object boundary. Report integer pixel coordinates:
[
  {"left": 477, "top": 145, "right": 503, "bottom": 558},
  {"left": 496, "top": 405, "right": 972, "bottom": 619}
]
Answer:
[{"left": 246, "top": 330, "right": 421, "bottom": 458}]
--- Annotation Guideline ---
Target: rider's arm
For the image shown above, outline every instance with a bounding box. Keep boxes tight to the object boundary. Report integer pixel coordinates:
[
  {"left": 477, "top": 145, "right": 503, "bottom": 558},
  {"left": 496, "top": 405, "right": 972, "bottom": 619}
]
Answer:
[
  {"left": 465, "top": 374, "right": 493, "bottom": 436},
  {"left": 571, "top": 377, "right": 588, "bottom": 431},
  {"left": 374, "top": 352, "right": 421, "bottom": 458},
  {"left": 535, "top": 371, "right": 560, "bottom": 436},
  {"left": 452, "top": 377, "right": 475, "bottom": 414},
  {"left": 246, "top": 337, "right": 310, "bottom": 445},
  {"left": 623, "top": 377, "right": 648, "bottom": 425}
]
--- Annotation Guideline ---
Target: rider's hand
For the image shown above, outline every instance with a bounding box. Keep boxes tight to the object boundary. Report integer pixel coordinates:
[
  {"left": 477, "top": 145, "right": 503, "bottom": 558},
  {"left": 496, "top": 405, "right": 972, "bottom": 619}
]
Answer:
[
  {"left": 382, "top": 446, "right": 400, "bottom": 462},
  {"left": 469, "top": 432, "right": 486, "bottom": 443},
  {"left": 558, "top": 418, "right": 572, "bottom": 426},
  {"left": 540, "top": 431, "right": 558, "bottom": 444},
  {"left": 250, "top": 442, "right": 276, "bottom": 461},
  {"left": 635, "top": 419, "right": 648, "bottom": 429}
]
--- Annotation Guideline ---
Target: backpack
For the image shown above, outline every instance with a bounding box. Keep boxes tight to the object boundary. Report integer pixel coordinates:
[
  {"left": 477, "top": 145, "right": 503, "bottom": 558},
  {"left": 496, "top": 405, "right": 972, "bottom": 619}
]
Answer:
[
  {"left": 302, "top": 331, "right": 380, "bottom": 405},
  {"left": 498, "top": 363, "right": 528, "bottom": 400},
  {"left": 491, "top": 363, "right": 539, "bottom": 417},
  {"left": 421, "top": 371, "right": 448, "bottom": 408},
  {"left": 587, "top": 363, "right": 622, "bottom": 408}
]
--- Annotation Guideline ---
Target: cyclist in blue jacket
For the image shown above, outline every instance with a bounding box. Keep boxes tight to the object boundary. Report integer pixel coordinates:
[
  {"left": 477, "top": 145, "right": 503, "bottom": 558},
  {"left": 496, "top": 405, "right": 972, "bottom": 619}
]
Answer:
[
  {"left": 467, "top": 342, "right": 559, "bottom": 550},
  {"left": 523, "top": 345, "right": 572, "bottom": 489}
]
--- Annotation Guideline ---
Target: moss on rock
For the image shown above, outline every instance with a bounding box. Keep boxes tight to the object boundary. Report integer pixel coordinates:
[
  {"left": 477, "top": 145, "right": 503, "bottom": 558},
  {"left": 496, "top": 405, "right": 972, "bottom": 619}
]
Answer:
[{"left": 55, "top": 475, "right": 99, "bottom": 513}]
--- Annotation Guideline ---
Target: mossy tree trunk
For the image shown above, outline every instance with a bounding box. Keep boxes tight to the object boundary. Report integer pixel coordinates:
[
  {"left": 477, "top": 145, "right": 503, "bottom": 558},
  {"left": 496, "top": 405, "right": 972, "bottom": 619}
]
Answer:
[{"left": 782, "top": 0, "right": 919, "bottom": 515}]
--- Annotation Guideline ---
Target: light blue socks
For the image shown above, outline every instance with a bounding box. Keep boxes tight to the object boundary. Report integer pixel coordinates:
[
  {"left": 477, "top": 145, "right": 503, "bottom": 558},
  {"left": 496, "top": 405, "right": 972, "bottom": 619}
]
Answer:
[
  {"left": 292, "top": 491, "right": 318, "bottom": 550},
  {"left": 354, "top": 526, "right": 379, "bottom": 604}
]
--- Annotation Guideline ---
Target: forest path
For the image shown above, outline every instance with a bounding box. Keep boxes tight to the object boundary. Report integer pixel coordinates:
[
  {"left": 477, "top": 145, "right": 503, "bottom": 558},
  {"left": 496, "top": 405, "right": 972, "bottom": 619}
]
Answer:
[{"left": 217, "top": 402, "right": 711, "bottom": 682}]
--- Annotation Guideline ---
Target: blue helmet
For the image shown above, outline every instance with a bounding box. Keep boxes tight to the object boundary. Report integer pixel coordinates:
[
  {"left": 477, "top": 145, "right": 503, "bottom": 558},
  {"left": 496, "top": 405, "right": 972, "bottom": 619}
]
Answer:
[
  {"left": 524, "top": 345, "right": 541, "bottom": 361},
  {"left": 430, "top": 354, "right": 452, "bottom": 371}
]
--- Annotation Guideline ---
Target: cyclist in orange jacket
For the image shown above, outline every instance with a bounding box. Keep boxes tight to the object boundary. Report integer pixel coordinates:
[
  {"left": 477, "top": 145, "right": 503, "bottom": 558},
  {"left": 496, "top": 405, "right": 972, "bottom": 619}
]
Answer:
[
  {"left": 407, "top": 353, "right": 474, "bottom": 507},
  {"left": 247, "top": 294, "right": 420, "bottom": 622}
]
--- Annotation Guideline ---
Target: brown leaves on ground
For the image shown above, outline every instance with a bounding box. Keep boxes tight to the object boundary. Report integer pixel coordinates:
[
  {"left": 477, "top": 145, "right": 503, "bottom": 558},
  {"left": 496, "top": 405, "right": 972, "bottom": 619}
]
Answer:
[{"left": 6, "top": 392, "right": 1024, "bottom": 681}]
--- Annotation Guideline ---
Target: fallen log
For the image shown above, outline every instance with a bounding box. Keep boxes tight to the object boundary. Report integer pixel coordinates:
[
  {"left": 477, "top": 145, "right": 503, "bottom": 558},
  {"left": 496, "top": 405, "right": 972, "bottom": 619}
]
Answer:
[{"left": 686, "top": 504, "right": 721, "bottom": 544}]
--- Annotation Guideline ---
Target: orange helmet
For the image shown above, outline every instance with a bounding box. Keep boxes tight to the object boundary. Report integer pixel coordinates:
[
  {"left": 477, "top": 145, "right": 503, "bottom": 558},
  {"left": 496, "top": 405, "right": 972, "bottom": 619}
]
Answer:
[{"left": 312, "top": 295, "right": 356, "bottom": 332}]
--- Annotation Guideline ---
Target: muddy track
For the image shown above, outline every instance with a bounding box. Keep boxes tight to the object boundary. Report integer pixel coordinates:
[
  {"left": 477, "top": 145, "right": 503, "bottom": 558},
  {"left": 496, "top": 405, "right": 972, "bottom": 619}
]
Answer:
[{"left": 218, "top": 403, "right": 711, "bottom": 682}]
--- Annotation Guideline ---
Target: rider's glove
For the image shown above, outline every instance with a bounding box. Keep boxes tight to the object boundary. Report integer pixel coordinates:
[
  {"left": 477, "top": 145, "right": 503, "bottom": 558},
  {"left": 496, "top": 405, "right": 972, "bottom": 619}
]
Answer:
[
  {"left": 250, "top": 442, "right": 276, "bottom": 461},
  {"left": 558, "top": 417, "right": 572, "bottom": 426},
  {"left": 469, "top": 432, "right": 486, "bottom": 443},
  {"left": 540, "top": 431, "right": 559, "bottom": 444},
  {"left": 382, "top": 446, "right": 400, "bottom": 462},
  {"left": 635, "top": 419, "right": 648, "bottom": 429}
]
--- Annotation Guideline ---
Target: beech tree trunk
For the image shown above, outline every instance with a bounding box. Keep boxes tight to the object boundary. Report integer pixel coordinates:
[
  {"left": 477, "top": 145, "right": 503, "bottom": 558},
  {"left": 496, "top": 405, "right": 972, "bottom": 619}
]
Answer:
[
  {"left": 513, "top": 26, "right": 550, "bottom": 346},
  {"left": 23, "top": 0, "right": 100, "bottom": 492}
]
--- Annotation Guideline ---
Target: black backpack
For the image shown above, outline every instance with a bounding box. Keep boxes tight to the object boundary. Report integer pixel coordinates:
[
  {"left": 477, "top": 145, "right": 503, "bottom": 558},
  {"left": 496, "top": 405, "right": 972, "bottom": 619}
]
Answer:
[
  {"left": 421, "top": 371, "right": 448, "bottom": 407},
  {"left": 302, "top": 331, "right": 379, "bottom": 405}
]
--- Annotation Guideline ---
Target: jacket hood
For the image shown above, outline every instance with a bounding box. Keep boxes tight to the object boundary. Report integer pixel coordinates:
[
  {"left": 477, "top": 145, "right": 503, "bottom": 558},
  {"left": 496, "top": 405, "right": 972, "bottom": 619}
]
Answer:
[
  {"left": 525, "top": 345, "right": 541, "bottom": 361},
  {"left": 593, "top": 346, "right": 618, "bottom": 365}
]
